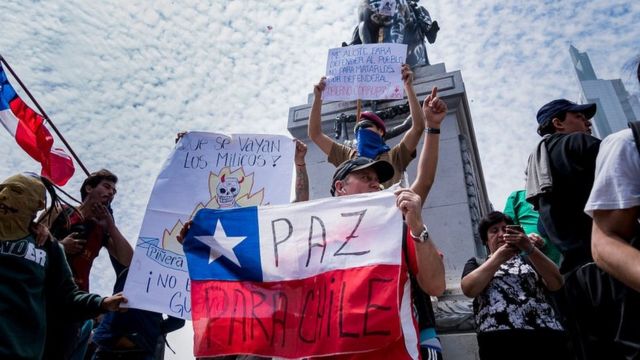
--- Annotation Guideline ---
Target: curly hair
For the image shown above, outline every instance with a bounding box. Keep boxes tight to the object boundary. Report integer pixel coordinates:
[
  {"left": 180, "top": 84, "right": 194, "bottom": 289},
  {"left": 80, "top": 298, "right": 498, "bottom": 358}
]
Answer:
[{"left": 478, "top": 211, "right": 514, "bottom": 244}]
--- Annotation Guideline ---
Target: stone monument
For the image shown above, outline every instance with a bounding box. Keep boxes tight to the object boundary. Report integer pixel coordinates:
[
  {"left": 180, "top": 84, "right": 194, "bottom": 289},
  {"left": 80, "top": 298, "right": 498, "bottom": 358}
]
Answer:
[
  {"left": 344, "top": 0, "right": 440, "bottom": 66},
  {"left": 287, "top": 2, "right": 490, "bottom": 358}
]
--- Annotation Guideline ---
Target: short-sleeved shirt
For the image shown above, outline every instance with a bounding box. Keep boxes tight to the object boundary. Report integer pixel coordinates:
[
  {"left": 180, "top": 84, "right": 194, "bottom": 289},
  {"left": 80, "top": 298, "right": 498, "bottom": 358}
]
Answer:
[
  {"left": 503, "top": 190, "right": 562, "bottom": 265},
  {"left": 585, "top": 129, "right": 640, "bottom": 215},
  {"left": 461, "top": 256, "right": 563, "bottom": 333},
  {"left": 328, "top": 142, "right": 415, "bottom": 189}
]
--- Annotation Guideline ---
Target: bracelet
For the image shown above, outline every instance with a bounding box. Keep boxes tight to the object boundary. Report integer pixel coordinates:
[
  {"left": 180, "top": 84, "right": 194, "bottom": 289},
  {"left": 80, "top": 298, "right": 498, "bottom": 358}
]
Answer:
[
  {"left": 295, "top": 163, "right": 306, "bottom": 166},
  {"left": 521, "top": 244, "right": 535, "bottom": 257},
  {"left": 425, "top": 127, "right": 441, "bottom": 134}
]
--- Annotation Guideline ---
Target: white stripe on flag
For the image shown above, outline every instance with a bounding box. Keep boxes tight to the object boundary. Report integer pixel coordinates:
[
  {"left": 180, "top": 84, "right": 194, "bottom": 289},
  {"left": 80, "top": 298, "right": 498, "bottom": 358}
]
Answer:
[
  {"left": 0, "top": 109, "right": 18, "bottom": 136},
  {"left": 401, "top": 278, "right": 420, "bottom": 359},
  {"left": 257, "top": 188, "right": 404, "bottom": 282},
  {"left": 50, "top": 147, "right": 72, "bottom": 160}
]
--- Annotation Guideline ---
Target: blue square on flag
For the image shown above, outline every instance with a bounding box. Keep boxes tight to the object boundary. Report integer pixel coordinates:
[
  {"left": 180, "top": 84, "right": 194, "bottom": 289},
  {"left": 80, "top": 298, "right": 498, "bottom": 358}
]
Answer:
[
  {"left": 184, "top": 207, "right": 262, "bottom": 282},
  {"left": 0, "top": 69, "right": 17, "bottom": 109}
]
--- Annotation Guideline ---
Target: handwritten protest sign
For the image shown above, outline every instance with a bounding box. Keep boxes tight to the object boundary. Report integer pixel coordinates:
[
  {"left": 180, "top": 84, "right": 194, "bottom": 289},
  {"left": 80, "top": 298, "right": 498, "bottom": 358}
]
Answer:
[
  {"left": 183, "top": 190, "right": 405, "bottom": 358},
  {"left": 123, "top": 132, "right": 294, "bottom": 319},
  {"left": 323, "top": 43, "right": 407, "bottom": 101}
]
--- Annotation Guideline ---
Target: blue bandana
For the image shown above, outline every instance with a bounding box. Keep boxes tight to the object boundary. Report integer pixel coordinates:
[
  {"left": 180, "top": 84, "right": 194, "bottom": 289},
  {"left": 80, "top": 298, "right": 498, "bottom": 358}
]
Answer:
[{"left": 356, "top": 128, "right": 390, "bottom": 159}]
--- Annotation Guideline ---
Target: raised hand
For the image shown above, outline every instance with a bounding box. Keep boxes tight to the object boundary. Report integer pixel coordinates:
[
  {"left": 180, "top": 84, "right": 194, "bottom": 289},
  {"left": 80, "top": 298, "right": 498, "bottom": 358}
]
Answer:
[
  {"left": 401, "top": 64, "right": 413, "bottom": 87},
  {"left": 176, "top": 220, "right": 193, "bottom": 245},
  {"left": 313, "top": 77, "right": 327, "bottom": 98},
  {"left": 503, "top": 227, "right": 534, "bottom": 253},
  {"left": 422, "top": 87, "right": 447, "bottom": 127},
  {"left": 294, "top": 139, "right": 307, "bottom": 165},
  {"left": 175, "top": 131, "right": 187, "bottom": 144}
]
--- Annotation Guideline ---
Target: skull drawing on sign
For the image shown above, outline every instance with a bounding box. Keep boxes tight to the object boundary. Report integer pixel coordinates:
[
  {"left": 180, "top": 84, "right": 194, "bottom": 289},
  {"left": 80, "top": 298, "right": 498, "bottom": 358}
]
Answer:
[{"left": 216, "top": 174, "right": 243, "bottom": 208}]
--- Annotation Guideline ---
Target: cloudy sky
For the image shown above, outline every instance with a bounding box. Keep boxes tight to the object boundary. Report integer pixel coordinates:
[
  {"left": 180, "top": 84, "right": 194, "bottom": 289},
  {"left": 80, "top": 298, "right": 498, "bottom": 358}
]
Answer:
[{"left": 1, "top": 0, "right": 638, "bottom": 358}]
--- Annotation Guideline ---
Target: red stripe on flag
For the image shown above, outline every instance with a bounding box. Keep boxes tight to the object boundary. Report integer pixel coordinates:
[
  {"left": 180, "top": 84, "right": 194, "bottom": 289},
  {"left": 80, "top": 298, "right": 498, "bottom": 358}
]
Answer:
[
  {"left": 8, "top": 96, "right": 74, "bottom": 185},
  {"left": 9, "top": 96, "right": 50, "bottom": 162},
  {"left": 191, "top": 264, "right": 402, "bottom": 358},
  {"left": 47, "top": 148, "right": 75, "bottom": 186}
]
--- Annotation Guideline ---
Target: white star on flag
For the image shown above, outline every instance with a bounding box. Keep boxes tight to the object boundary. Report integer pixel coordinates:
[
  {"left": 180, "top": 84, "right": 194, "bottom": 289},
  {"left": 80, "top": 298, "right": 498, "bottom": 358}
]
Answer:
[{"left": 195, "top": 219, "right": 246, "bottom": 266}]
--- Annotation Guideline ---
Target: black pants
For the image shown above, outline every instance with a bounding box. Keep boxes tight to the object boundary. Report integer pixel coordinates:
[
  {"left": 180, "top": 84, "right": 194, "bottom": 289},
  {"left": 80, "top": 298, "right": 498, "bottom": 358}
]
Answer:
[{"left": 477, "top": 329, "right": 570, "bottom": 360}]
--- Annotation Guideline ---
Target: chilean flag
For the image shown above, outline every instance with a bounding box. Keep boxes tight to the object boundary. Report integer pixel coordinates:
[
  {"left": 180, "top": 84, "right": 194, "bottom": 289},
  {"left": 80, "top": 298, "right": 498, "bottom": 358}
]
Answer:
[
  {"left": 0, "top": 65, "right": 74, "bottom": 185},
  {"left": 184, "top": 190, "right": 420, "bottom": 359}
]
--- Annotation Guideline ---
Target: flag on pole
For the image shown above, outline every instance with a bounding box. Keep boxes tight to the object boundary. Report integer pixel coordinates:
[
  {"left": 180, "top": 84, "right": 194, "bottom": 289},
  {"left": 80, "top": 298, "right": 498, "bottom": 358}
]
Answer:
[
  {"left": 184, "top": 190, "right": 419, "bottom": 359},
  {"left": 0, "top": 65, "right": 75, "bottom": 185}
]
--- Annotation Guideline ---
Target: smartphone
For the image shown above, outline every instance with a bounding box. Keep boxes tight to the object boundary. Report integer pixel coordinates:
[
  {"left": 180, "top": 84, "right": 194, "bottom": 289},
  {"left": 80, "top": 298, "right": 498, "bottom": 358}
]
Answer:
[
  {"left": 505, "top": 224, "right": 524, "bottom": 233},
  {"left": 69, "top": 224, "right": 88, "bottom": 239}
]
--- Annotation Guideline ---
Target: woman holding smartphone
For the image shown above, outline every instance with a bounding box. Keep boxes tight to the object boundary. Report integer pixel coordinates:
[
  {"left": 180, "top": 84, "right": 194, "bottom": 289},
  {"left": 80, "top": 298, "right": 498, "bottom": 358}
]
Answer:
[{"left": 461, "top": 211, "right": 569, "bottom": 360}]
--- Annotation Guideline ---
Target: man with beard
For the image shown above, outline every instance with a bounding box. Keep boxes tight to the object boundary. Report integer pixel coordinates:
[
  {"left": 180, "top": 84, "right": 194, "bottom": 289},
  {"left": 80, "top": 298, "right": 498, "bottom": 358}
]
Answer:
[{"left": 44, "top": 169, "right": 134, "bottom": 359}]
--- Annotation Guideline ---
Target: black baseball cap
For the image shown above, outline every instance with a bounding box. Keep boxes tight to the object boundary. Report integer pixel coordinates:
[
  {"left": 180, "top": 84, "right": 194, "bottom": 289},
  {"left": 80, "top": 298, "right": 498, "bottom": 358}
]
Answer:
[
  {"left": 330, "top": 157, "right": 394, "bottom": 196},
  {"left": 536, "top": 99, "right": 596, "bottom": 125}
]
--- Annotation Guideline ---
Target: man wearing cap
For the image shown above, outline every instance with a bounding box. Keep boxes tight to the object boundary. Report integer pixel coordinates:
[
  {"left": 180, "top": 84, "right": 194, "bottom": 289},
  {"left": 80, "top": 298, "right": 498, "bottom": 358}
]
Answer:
[
  {"left": 177, "top": 94, "right": 448, "bottom": 359},
  {"left": 309, "top": 64, "right": 442, "bottom": 189},
  {"left": 328, "top": 88, "right": 447, "bottom": 358},
  {"left": 525, "top": 99, "right": 600, "bottom": 359},
  {"left": 526, "top": 99, "right": 600, "bottom": 273}
]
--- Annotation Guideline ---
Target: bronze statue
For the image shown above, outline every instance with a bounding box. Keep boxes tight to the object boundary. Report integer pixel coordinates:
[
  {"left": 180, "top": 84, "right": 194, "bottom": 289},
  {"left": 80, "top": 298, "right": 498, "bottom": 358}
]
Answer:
[{"left": 344, "top": 0, "right": 439, "bottom": 66}]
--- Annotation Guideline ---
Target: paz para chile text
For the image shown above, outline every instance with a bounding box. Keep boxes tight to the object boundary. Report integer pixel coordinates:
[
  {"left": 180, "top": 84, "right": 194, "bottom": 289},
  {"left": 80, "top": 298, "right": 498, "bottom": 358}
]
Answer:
[{"left": 190, "top": 265, "right": 402, "bottom": 358}]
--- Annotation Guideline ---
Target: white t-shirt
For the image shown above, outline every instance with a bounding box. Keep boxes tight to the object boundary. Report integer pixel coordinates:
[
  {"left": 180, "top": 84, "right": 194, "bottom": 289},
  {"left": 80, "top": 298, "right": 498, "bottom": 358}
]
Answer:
[{"left": 585, "top": 128, "right": 640, "bottom": 216}]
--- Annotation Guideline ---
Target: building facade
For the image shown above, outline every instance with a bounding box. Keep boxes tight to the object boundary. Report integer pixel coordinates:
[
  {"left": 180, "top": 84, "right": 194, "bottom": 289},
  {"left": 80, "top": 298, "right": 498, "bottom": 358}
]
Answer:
[{"left": 570, "top": 45, "right": 640, "bottom": 138}]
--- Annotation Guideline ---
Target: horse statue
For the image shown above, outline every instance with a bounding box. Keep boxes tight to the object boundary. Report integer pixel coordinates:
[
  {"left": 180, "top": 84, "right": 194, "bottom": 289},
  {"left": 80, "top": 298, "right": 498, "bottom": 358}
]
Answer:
[{"left": 344, "top": 0, "right": 439, "bottom": 67}]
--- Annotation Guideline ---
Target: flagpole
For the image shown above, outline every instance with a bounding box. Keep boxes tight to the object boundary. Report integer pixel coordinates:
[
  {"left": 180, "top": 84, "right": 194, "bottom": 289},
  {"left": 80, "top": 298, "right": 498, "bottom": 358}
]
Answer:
[{"left": 0, "top": 55, "right": 91, "bottom": 177}]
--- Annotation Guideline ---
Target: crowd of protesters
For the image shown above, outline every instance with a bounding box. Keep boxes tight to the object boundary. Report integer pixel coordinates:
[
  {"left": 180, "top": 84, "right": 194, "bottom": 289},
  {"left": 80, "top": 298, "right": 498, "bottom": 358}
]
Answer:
[
  {"left": 0, "top": 169, "right": 184, "bottom": 360},
  {"left": 460, "top": 58, "right": 640, "bottom": 360},
  {"left": 2, "top": 59, "right": 640, "bottom": 360}
]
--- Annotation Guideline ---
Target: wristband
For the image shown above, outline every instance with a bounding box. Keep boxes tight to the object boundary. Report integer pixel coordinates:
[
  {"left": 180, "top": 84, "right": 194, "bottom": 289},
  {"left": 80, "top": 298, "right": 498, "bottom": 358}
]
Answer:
[
  {"left": 295, "top": 163, "right": 306, "bottom": 166},
  {"left": 425, "top": 127, "right": 441, "bottom": 134},
  {"left": 521, "top": 244, "right": 535, "bottom": 257}
]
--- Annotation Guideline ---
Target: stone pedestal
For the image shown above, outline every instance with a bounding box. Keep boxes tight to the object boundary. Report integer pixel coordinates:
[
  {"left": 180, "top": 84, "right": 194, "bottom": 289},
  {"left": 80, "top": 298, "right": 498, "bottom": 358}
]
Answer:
[{"left": 287, "top": 63, "right": 490, "bottom": 358}]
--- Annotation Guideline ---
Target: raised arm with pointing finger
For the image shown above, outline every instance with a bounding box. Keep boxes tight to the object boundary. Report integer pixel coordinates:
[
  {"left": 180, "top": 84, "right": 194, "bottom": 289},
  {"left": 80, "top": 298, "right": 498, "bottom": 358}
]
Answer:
[
  {"left": 413, "top": 86, "right": 446, "bottom": 202},
  {"left": 406, "top": 86, "right": 447, "bottom": 296}
]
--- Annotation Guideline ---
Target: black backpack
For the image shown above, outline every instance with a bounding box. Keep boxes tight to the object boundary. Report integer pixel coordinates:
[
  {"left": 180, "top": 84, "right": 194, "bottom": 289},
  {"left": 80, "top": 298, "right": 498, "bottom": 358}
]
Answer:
[{"left": 581, "top": 122, "right": 640, "bottom": 359}]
